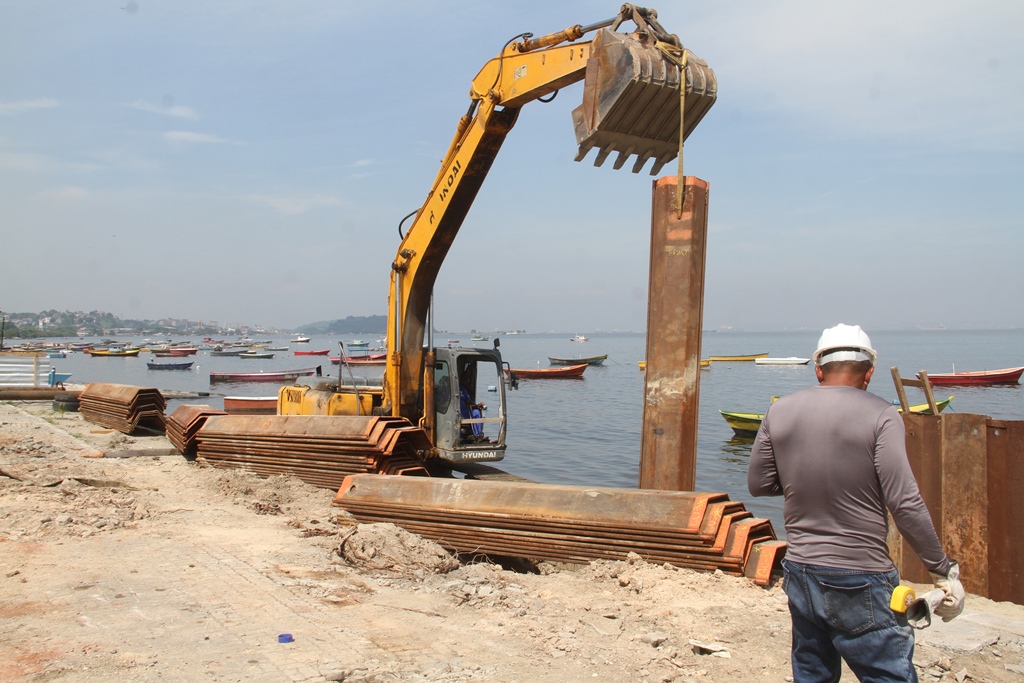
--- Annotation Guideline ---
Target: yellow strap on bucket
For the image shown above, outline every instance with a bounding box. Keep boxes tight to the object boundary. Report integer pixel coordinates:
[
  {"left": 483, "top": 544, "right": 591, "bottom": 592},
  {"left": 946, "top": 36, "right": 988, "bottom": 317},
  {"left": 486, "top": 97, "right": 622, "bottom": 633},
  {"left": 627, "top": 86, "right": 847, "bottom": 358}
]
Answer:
[{"left": 656, "top": 41, "right": 688, "bottom": 217}]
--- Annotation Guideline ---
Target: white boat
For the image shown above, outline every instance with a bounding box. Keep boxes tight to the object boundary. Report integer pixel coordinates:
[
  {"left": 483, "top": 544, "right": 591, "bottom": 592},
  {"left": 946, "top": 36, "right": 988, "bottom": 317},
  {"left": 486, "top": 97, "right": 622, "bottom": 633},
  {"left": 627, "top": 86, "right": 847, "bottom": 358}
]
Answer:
[
  {"left": 755, "top": 357, "right": 811, "bottom": 366},
  {"left": 570, "top": 334, "right": 589, "bottom": 342},
  {"left": 291, "top": 335, "right": 311, "bottom": 343},
  {"left": 347, "top": 340, "right": 370, "bottom": 348}
]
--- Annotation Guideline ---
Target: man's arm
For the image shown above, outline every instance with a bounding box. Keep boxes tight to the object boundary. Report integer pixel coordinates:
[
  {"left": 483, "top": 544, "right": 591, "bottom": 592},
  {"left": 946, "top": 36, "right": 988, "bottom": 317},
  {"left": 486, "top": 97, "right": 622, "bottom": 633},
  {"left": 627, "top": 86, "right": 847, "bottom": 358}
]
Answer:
[
  {"left": 874, "top": 407, "right": 950, "bottom": 576},
  {"left": 748, "top": 419, "right": 783, "bottom": 497}
]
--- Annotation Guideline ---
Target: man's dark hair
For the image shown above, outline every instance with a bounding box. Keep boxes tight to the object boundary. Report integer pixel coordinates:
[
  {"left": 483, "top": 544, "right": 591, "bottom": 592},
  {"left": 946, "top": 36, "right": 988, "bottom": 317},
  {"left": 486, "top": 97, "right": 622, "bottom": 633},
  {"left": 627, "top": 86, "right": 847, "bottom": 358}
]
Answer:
[{"left": 820, "top": 360, "right": 873, "bottom": 377}]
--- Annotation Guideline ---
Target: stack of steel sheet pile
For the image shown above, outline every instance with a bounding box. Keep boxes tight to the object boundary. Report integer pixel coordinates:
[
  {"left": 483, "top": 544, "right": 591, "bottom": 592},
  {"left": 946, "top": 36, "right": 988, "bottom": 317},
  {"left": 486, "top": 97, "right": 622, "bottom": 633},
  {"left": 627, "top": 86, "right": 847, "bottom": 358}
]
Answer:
[
  {"left": 165, "top": 404, "right": 227, "bottom": 457},
  {"left": 333, "top": 474, "right": 786, "bottom": 586},
  {"left": 79, "top": 383, "right": 166, "bottom": 434},
  {"left": 194, "top": 415, "right": 430, "bottom": 490}
]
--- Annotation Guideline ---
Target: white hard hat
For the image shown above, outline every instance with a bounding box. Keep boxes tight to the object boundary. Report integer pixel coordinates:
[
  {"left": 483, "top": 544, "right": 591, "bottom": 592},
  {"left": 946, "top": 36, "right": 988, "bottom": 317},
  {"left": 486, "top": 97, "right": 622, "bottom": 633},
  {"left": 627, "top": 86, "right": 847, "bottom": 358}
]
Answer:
[{"left": 813, "top": 323, "right": 877, "bottom": 366}]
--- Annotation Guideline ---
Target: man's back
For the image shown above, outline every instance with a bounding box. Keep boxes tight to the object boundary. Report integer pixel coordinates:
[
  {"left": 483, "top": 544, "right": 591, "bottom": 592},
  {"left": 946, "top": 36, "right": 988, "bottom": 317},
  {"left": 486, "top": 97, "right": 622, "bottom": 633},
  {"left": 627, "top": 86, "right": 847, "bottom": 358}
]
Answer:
[{"left": 749, "top": 385, "right": 943, "bottom": 572}]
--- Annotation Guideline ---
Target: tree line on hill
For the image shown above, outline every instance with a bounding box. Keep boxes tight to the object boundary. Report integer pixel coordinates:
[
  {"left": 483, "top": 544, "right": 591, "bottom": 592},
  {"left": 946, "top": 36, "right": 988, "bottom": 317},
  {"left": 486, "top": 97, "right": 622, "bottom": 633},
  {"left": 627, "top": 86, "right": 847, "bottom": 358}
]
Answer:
[{"left": 297, "top": 315, "right": 387, "bottom": 335}]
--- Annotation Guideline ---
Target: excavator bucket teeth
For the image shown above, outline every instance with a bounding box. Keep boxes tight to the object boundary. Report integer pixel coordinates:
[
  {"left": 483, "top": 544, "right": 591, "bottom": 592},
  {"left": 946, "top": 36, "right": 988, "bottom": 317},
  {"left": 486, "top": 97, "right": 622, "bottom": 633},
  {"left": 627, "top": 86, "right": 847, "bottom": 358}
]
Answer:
[{"left": 573, "top": 28, "right": 717, "bottom": 175}]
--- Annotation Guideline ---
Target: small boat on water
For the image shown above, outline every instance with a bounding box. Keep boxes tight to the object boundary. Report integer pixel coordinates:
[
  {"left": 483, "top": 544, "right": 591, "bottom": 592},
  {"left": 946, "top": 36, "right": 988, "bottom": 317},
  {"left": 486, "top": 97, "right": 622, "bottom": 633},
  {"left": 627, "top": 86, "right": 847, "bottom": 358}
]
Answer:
[
  {"left": 210, "top": 349, "right": 247, "bottom": 357},
  {"left": 331, "top": 354, "right": 387, "bottom": 366},
  {"left": 922, "top": 367, "right": 1024, "bottom": 386},
  {"left": 86, "top": 348, "right": 141, "bottom": 357},
  {"left": 209, "top": 367, "right": 320, "bottom": 383},
  {"left": 755, "top": 357, "right": 811, "bottom": 366},
  {"left": 239, "top": 351, "right": 275, "bottom": 359},
  {"left": 223, "top": 396, "right": 278, "bottom": 414},
  {"left": 294, "top": 350, "right": 330, "bottom": 356},
  {"left": 47, "top": 351, "right": 66, "bottom": 358},
  {"left": 147, "top": 361, "right": 194, "bottom": 370},
  {"left": 720, "top": 396, "right": 955, "bottom": 437},
  {"left": 347, "top": 340, "right": 370, "bottom": 348},
  {"left": 638, "top": 359, "right": 711, "bottom": 370},
  {"left": 471, "top": 334, "right": 489, "bottom": 341},
  {"left": 268, "top": 346, "right": 289, "bottom": 351},
  {"left": 570, "top": 334, "right": 589, "bottom": 342},
  {"left": 549, "top": 354, "right": 608, "bottom": 366},
  {"left": 291, "top": 335, "right": 311, "bottom": 343},
  {"left": 708, "top": 352, "right": 768, "bottom": 362},
  {"left": 506, "top": 363, "right": 588, "bottom": 379}
]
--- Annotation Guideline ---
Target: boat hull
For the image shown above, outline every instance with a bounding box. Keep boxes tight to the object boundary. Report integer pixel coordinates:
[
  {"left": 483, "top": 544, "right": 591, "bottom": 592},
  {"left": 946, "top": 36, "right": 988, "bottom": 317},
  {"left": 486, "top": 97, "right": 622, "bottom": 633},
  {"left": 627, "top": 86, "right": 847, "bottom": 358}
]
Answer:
[
  {"left": 923, "top": 367, "right": 1024, "bottom": 385},
  {"left": 708, "top": 353, "right": 768, "bottom": 362},
  {"left": 721, "top": 396, "right": 954, "bottom": 436},
  {"left": 294, "top": 350, "right": 330, "bottom": 356},
  {"left": 507, "top": 363, "right": 587, "bottom": 379},
  {"left": 210, "top": 367, "right": 319, "bottom": 383},
  {"left": 223, "top": 396, "right": 278, "bottom": 414},
  {"left": 548, "top": 355, "right": 608, "bottom": 366},
  {"left": 147, "top": 362, "right": 194, "bottom": 370}
]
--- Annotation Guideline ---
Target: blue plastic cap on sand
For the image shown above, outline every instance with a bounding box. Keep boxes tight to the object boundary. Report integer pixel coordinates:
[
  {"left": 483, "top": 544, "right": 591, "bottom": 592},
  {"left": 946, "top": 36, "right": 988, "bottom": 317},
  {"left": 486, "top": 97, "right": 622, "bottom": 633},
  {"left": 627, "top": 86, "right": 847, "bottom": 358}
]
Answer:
[{"left": 278, "top": 633, "right": 293, "bottom": 643}]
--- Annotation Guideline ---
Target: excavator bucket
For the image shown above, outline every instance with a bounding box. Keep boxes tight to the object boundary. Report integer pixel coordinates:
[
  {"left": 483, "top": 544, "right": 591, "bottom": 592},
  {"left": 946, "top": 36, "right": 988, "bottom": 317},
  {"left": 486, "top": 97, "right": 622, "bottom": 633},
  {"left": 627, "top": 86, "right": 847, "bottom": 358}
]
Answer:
[{"left": 573, "top": 28, "right": 717, "bottom": 175}]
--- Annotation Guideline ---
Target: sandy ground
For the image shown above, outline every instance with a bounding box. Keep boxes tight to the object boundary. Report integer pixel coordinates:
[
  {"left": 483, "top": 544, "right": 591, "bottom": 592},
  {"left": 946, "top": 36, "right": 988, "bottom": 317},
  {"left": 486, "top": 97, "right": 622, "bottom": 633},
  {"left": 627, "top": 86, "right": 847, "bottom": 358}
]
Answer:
[{"left": 2, "top": 400, "right": 1024, "bottom": 683}]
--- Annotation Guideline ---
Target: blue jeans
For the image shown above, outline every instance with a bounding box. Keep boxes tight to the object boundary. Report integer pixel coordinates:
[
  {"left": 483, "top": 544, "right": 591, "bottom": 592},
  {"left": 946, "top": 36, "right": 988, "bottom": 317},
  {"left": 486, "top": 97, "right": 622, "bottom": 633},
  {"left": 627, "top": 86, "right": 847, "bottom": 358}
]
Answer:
[{"left": 782, "top": 560, "right": 916, "bottom": 683}]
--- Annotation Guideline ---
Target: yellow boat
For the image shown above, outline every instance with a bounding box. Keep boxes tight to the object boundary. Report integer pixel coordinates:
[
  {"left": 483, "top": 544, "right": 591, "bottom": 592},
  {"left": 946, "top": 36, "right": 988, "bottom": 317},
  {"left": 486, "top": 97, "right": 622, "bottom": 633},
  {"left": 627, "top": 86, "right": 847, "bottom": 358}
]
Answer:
[
  {"left": 638, "top": 359, "right": 711, "bottom": 370},
  {"left": 720, "top": 396, "right": 954, "bottom": 437},
  {"left": 707, "top": 352, "right": 769, "bottom": 362}
]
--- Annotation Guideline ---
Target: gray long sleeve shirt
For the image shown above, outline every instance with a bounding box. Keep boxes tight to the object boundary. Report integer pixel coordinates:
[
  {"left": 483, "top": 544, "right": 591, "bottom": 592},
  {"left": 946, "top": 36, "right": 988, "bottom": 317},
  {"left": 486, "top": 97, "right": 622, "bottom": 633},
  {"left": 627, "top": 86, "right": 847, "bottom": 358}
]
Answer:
[{"left": 748, "top": 385, "right": 949, "bottom": 575}]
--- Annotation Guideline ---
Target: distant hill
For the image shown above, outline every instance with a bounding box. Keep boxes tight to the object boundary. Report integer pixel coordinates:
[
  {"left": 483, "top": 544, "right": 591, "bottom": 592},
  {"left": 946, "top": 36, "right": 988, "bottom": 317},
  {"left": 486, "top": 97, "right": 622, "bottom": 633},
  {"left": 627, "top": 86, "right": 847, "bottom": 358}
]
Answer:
[{"left": 297, "top": 315, "right": 387, "bottom": 335}]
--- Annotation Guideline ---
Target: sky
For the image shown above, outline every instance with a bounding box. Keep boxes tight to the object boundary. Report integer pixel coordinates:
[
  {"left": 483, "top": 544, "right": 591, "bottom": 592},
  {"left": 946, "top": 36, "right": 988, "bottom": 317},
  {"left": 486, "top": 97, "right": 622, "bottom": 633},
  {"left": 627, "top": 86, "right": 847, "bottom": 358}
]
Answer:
[{"left": 2, "top": 1, "right": 1022, "bottom": 333}]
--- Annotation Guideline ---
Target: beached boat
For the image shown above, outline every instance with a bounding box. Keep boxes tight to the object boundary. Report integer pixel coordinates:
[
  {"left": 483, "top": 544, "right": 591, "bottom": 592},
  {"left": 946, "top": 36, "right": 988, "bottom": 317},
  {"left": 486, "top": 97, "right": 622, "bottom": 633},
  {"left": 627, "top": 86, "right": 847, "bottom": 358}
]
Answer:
[
  {"left": 209, "top": 367, "right": 320, "bottom": 383},
  {"left": 48, "top": 370, "right": 73, "bottom": 387},
  {"left": 147, "top": 361, "right": 194, "bottom": 370},
  {"left": 294, "top": 350, "right": 330, "bottom": 356},
  {"left": 85, "top": 348, "right": 141, "bottom": 357},
  {"left": 708, "top": 352, "right": 768, "bottom": 362},
  {"left": 549, "top": 354, "right": 608, "bottom": 366},
  {"left": 922, "top": 367, "right": 1024, "bottom": 386},
  {"left": 239, "top": 351, "right": 274, "bottom": 359},
  {"left": 721, "top": 396, "right": 955, "bottom": 437},
  {"left": 755, "top": 357, "right": 811, "bottom": 366},
  {"left": 506, "top": 363, "right": 587, "bottom": 379},
  {"left": 291, "top": 335, "right": 311, "bottom": 343},
  {"left": 223, "top": 396, "right": 278, "bottom": 414}
]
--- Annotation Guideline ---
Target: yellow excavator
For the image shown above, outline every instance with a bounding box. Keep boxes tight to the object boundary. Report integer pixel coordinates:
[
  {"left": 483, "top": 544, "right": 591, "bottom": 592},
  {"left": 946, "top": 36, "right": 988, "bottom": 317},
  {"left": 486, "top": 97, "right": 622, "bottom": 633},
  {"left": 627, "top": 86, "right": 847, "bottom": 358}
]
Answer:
[{"left": 279, "top": 5, "right": 716, "bottom": 470}]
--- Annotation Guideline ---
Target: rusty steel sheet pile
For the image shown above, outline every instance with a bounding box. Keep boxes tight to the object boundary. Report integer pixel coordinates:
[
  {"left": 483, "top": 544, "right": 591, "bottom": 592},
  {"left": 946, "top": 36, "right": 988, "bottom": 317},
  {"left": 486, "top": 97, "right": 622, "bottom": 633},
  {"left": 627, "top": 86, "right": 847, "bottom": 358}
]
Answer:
[
  {"left": 165, "top": 404, "right": 227, "bottom": 457},
  {"left": 79, "top": 383, "right": 166, "bottom": 435},
  {"left": 333, "top": 475, "right": 785, "bottom": 586},
  {"left": 194, "top": 415, "right": 431, "bottom": 490},
  {"left": 573, "top": 28, "right": 717, "bottom": 175}
]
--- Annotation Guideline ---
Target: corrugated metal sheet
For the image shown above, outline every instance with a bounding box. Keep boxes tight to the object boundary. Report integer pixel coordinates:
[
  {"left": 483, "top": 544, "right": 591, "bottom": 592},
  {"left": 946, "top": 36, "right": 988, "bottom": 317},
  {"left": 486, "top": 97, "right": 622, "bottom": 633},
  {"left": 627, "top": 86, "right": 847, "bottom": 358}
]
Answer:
[{"left": 0, "top": 352, "right": 51, "bottom": 387}]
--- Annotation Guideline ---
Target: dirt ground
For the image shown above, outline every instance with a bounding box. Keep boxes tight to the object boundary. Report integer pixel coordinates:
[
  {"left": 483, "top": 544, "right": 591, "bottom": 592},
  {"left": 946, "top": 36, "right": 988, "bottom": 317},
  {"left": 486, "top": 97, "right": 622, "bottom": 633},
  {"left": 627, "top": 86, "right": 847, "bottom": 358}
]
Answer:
[{"left": 2, "top": 399, "right": 1024, "bottom": 682}]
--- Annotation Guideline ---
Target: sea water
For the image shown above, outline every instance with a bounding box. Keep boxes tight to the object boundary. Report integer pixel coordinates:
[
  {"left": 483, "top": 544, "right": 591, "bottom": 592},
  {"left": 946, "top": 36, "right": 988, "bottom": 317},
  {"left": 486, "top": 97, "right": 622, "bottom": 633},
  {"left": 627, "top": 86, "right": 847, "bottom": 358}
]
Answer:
[{"left": 42, "top": 329, "right": 1024, "bottom": 534}]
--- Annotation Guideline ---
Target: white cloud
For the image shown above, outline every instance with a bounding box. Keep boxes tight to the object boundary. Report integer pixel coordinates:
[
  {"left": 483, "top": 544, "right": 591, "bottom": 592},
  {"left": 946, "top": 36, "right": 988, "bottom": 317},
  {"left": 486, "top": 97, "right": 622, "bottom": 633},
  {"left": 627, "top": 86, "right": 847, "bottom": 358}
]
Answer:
[
  {"left": 35, "top": 186, "right": 89, "bottom": 202},
  {"left": 243, "top": 193, "right": 344, "bottom": 215},
  {"left": 128, "top": 100, "right": 199, "bottom": 120},
  {"left": 0, "top": 99, "right": 59, "bottom": 115},
  {"left": 352, "top": 159, "right": 375, "bottom": 167},
  {"left": 163, "top": 131, "right": 232, "bottom": 144}
]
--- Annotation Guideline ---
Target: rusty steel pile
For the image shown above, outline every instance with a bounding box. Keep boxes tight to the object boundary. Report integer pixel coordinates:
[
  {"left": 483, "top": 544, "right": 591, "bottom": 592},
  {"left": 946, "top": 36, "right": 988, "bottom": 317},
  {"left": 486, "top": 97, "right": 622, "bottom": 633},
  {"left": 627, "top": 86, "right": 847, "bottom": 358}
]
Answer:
[
  {"left": 165, "top": 404, "right": 226, "bottom": 457},
  {"left": 333, "top": 474, "right": 785, "bottom": 586},
  {"left": 194, "top": 415, "right": 431, "bottom": 490},
  {"left": 79, "top": 383, "right": 166, "bottom": 435}
]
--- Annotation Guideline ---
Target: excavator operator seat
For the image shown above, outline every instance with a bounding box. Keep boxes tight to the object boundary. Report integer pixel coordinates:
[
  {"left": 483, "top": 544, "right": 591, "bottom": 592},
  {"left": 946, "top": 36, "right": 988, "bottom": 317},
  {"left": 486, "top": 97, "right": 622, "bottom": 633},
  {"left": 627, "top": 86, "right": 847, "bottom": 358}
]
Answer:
[{"left": 573, "top": 28, "right": 717, "bottom": 175}]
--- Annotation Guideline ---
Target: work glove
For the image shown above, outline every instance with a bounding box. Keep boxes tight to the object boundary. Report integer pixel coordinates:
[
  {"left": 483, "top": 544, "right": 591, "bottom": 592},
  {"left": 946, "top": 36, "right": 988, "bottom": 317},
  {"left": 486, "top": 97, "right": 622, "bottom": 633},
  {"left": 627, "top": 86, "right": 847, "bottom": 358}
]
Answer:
[{"left": 929, "top": 561, "right": 965, "bottom": 622}]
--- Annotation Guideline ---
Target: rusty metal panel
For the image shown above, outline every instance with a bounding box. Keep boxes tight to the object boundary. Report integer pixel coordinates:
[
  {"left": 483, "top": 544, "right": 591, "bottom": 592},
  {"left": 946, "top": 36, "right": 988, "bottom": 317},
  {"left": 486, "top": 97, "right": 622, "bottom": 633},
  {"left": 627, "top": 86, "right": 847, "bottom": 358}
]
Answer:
[
  {"left": 639, "top": 176, "right": 708, "bottom": 492},
  {"left": 940, "top": 413, "right": 990, "bottom": 596},
  {"left": 898, "top": 414, "right": 944, "bottom": 583},
  {"left": 987, "top": 420, "right": 1024, "bottom": 604}
]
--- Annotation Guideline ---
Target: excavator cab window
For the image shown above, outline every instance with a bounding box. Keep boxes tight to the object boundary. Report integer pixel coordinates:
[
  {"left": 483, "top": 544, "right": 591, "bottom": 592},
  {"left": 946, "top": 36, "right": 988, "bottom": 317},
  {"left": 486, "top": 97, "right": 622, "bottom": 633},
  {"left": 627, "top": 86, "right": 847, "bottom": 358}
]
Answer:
[{"left": 433, "top": 360, "right": 452, "bottom": 413}]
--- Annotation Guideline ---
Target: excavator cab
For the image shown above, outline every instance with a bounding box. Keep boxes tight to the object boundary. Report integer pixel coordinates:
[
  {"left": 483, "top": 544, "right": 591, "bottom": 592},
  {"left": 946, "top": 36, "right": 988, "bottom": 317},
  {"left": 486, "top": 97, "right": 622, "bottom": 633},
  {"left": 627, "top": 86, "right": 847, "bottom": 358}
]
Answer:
[{"left": 431, "top": 346, "right": 507, "bottom": 463}]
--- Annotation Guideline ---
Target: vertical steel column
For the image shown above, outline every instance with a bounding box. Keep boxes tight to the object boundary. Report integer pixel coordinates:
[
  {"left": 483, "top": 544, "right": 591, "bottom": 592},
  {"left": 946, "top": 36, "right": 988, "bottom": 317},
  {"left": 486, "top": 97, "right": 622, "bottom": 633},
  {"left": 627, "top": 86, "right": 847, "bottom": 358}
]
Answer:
[{"left": 639, "top": 175, "right": 709, "bottom": 491}]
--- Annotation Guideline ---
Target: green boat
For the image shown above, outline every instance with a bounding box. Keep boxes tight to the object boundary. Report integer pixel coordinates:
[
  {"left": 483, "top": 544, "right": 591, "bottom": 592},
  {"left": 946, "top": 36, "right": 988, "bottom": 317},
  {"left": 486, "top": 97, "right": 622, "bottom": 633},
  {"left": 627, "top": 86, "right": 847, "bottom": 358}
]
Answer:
[{"left": 720, "top": 396, "right": 954, "bottom": 438}]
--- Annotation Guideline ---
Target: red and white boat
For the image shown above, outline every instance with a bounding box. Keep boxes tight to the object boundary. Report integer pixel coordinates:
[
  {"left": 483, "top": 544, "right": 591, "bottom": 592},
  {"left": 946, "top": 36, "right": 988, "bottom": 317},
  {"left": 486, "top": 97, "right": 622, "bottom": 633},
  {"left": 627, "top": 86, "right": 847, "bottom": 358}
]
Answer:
[
  {"left": 223, "top": 396, "right": 278, "bottom": 414},
  {"left": 505, "top": 363, "right": 588, "bottom": 379},
  {"left": 922, "top": 366, "right": 1024, "bottom": 386}
]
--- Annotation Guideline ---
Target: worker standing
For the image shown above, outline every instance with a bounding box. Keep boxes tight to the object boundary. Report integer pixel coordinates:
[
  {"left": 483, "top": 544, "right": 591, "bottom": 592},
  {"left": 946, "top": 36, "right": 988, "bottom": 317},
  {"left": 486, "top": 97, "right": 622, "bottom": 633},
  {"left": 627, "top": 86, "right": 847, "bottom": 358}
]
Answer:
[{"left": 748, "top": 323, "right": 965, "bottom": 682}]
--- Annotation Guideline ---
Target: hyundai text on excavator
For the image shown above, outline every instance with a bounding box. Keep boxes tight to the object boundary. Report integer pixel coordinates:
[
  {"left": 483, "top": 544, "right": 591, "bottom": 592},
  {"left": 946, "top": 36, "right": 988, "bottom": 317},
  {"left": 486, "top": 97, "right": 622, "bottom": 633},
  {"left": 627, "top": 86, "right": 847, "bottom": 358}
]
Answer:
[{"left": 279, "top": 5, "right": 716, "bottom": 473}]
